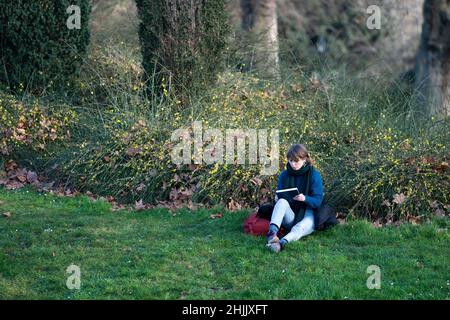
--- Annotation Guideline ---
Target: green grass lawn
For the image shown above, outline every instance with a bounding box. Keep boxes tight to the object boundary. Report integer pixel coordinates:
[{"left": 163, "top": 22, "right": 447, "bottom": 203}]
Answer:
[{"left": 0, "top": 186, "right": 448, "bottom": 300}]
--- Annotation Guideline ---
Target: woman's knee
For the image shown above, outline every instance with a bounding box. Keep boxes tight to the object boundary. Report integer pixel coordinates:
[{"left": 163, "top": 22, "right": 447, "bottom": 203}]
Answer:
[
  {"left": 276, "top": 198, "right": 289, "bottom": 207},
  {"left": 303, "top": 219, "right": 315, "bottom": 232},
  {"left": 298, "top": 214, "right": 315, "bottom": 231}
]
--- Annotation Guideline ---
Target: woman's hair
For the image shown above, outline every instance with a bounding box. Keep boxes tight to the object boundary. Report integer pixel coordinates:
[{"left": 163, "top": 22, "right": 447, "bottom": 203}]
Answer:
[{"left": 287, "top": 144, "right": 314, "bottom": 165}]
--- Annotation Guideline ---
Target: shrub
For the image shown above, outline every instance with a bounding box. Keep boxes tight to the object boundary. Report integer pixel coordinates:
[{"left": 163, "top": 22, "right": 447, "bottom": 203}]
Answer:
[
  {"left": 323, "top": 125, "right": 449, "bottom": 222},
  {"left": 0, "top": 0, "right": 91, "bottom": 93},
  {"left": 68, "top": 45, "right": 144, "bottom": 106},
  {"left": 3, "top": 63, "right": 448, "bottom": 221},
  {"left": 53, "top": 69, "right": 449, "bottom": 221},
  {"left": 306, "top": 75, "right": 450, "bottom": 222},
  {"left": 135, "top": 0, "right": 230, "bottom": 101},
  {"left": 0, "top": 92, "right": 78, "bottom": 164}
]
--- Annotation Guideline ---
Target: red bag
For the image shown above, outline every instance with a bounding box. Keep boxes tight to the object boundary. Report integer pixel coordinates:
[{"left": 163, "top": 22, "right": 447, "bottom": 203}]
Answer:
[{"left": 243, "top": 212, "right": 284, "bottom": 237}]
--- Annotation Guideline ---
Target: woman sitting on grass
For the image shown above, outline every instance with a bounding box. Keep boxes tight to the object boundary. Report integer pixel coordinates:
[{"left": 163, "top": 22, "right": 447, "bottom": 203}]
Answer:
[{"left": 266, "top": 144, "right": 324, "bottom": 253}]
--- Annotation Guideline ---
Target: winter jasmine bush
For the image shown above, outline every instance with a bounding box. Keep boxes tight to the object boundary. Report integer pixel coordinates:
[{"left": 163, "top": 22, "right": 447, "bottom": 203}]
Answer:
[{"left": 1, "top": 46, "right": 448, "bottom": 222}]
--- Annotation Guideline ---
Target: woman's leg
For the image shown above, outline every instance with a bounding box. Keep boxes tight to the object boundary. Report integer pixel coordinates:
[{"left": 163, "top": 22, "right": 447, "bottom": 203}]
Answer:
[
  {"left": 266, "top": 199, "right": 295, "bottom": 251},
  {"left": 282, "top": 208, "right": 315, "bottom": 243},
  {"left": 270, "top": 198, "right": 295, "bottom": 229}
]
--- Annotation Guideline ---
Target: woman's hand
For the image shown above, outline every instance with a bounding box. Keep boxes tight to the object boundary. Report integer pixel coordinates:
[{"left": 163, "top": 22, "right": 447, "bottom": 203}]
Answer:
[{"left": 293, "top": 193, "right": 305, "bottom": 202}]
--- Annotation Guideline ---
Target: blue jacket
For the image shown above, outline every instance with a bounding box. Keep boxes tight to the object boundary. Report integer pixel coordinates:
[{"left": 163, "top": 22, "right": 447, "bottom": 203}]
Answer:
[{"left": 276, "top": 167, "right": 324, "bottom": 211}]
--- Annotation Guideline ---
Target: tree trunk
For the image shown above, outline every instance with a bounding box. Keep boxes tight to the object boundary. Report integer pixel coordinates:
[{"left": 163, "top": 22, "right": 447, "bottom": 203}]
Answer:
[
  {"left": 380, "top": 0, "right": 424, "bottom": 72},
  {"left": 415, "top": 0, "right": 450, "bottom": 117},
  {"left": 241, "top": 0, "right": 279, "bottom": 79}
]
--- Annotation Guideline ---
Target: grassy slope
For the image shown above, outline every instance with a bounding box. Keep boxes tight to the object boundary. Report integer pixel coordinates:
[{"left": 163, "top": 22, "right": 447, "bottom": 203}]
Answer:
[{"left": 0, "top": 186, "right": 448, "bottom": 299}]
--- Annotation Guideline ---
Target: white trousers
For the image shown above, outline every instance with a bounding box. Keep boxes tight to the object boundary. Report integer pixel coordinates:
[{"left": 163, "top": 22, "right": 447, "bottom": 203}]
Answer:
[{"left": 270, "top": 198, "right": 315, "bottom": 242}]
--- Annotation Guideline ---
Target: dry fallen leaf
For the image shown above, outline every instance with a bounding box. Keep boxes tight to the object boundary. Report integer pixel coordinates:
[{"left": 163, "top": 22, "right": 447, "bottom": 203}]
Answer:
[
  {"left": 381, "top": 199, "right": 391, "bottom": 207},
  {"left": 5, "top": 180, "right": 24, "bottom": 190},
  {"left": 250, "top": 177, "right": 263, "bottom": 186},
  {"left": 392, "top": 193, "right": 406, "bottom": 205},
  {"left": 186, "top": 200, "right": 197, "bottom": 211},
  {"left": 429, "top": 200, "right": 440, "bottom": 209},
  {"left": 15, "top": 169, "right": 28, "bottom": 183},
  {"left": 406, "top": 214, "right": 422, "bottom": 225},
  {"left": 135, "top": 199, "right": 148, "bottom": 211},
  {"left": 126, "top": 147, "right": 142, "bottom": 157},
  {"left": 372, "top": 219, "right": 383, "bottom": 228},
  {"left": 36, "top": 181, "right": 55, "bottom": 192},
  {"left": 227, "top": 199, "right": 242, "bottom": 211},
  {"left": 439, "top": 161, "right": 449, "bottom": 169},
  {"left": 111, "top": 202, "right": 126, "bottom": 212},
  {"left": 179, "top": 189, "right": 193, "bottom": 198},
  {"left": 420, "top": 156, "right": 435, "bottom": 164},
  {"left": 26, "top": 170, "right": 38, "bottom": 184},
  {"left": 136, "top": 183, "right": 146, "bottom": 192},
  {"left": 169, "top": 188, "right": 179, "bottom": 201},
  {"left": 310, "top": 76, "right": 322, "bottom": 89},
  {"left": 5, "top": 160, "right": 18, "bottom": 172}
]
